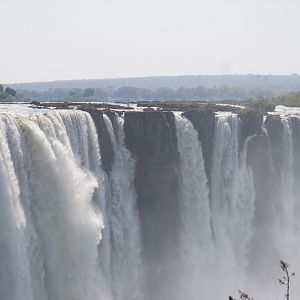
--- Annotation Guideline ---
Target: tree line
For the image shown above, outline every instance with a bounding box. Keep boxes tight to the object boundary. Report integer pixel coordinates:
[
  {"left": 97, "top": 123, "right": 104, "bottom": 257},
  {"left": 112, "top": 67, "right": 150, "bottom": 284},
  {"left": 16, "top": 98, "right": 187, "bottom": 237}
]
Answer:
[
  {"left": 0, "top": 84, "right": 16, "bottom": 101},
  {"left": 15, "top": 85, "right": 274, "bottom": 102}
]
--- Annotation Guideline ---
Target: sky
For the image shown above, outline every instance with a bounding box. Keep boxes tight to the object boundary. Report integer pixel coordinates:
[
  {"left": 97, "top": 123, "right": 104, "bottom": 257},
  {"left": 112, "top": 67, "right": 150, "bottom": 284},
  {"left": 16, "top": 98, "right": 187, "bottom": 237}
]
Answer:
[{"left": 1, "top": 0, "right": 300, "bottom": 83}]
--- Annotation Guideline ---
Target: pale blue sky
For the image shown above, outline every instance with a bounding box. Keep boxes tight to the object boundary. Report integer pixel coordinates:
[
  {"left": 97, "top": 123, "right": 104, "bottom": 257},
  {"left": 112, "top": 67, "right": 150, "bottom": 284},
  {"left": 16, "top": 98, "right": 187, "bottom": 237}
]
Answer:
[{"left": 1, "top": 0, "right": 299, "bottom": 83}]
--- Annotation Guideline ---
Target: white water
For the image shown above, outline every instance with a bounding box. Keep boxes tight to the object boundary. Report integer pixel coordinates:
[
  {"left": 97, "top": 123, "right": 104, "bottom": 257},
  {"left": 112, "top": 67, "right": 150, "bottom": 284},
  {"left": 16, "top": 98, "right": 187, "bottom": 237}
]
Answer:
[
  {"left": 2, "top": 105, "right": 300, "bottom": 300},
  {"left": 102, "top": 114, "right": 143, "bottom": 300},
  {"left": 0, "top": 115, "right": 32, "bottom": 300},
  {"left": 274, "top": 115, "right": 300, "bottom": 299},
  {"left": 174, "top": 112, "right": 256, "bottom": 299},
  {"left": 174, "top": 110, "right": 300, "bottom": 300},
  {"left": 0, "top": 110, "right": 103, "bottom": 300},
  {"left": 212, "top": 113, "right": 255, "bottom": 297},
  {"left": 174, "top": 113, "right": 214, "bottom": 299},
  {"left": 211, "top": 112, "right": 255, "bottom": 269},
  {"left": 280, "top": 117, "right": 295, "bottom": 231}
]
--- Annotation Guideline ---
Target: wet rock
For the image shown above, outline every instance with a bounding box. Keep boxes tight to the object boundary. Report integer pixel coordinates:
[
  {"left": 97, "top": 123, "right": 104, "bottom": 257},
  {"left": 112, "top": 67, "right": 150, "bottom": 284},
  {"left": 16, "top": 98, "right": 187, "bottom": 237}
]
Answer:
[
  {"left": 124, "top": 111, "right": 181, "bottom": 300},
  {"left": 183, "top": 109, "right": 215, "bottom": 181}
]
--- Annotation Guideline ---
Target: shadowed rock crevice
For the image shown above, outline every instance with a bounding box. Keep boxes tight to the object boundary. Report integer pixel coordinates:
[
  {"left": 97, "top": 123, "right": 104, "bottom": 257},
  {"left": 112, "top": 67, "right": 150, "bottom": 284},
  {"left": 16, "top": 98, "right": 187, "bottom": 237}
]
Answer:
[
  {"left": 183, "top": 110, "right": 215, "bottom": 182},
  {"left": 88, "top": 111, "right": 115, "bottom": 174},
  {"left": 246, "top": 114, "right": 285, "bottom": 283},
  {"left": 124, "top": 111, "right": 181, "bottom": 300},
  {"left": 238, "top": 109, "right": 264, "bottom": 146},
  {"left": 265, "top": 115, "right": 284, "bottom": 174},
  {"left": 289, "top": 117, "right": 300, "bottom": 213},
  {"left": 246, "top": 131, "right": 280, "bottom": 281}
]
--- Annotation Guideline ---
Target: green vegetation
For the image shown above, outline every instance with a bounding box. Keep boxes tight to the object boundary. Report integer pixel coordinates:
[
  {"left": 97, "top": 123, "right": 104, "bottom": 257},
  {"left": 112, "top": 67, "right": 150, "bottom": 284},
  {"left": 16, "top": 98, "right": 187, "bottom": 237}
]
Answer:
[
  {"left": 15, "top": 85, "right": 275, "bottom": 102},
  {"left": 229, "top": 260, "right": 295, "bottom": 300},
  {"left": 0, "top": 84, "right": 16, "bottom": 101},
  {"left": 269, "top": 91, "right": 300, "bottom": 107},
  {"left": 82, "top": 88, "right": 95, "bottom": 97},
  {"left": 224, "top": 91, "right": 300, "bottom": 111},
  {"left": 7, "top": 79, "right": 300, "bottom": 108}
]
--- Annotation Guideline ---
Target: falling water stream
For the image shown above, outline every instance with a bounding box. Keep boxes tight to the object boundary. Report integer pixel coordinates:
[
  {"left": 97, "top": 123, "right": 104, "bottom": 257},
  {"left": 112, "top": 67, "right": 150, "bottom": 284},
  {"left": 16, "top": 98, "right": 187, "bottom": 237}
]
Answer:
[{"left": 1, "top": 105, "right": 300, "bottom": 300}]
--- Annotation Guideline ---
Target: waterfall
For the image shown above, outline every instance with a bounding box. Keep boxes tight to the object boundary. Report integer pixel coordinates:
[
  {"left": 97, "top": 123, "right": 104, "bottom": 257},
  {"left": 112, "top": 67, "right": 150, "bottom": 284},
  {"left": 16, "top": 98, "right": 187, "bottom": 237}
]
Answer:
[
  {"left": 102, "top": 113, "right": 143, "bottom": 300},
  {"left": 280, "top": 117, "right": 295, "bottom": 230},
  {"left": 209, "top": 112, "right": 255, "bottom": 298},
  {"left": 0, "top": 115, "right": 32, "bottom": 300},
  {"left": 211, "top": 112, "right": 255, "bottom": 270},
  {"left": 174, "top": 112, "right": 214, "bottom": 299},
  {"left": 2, "top": 104, "right": 300, "bottom": 300},
  {"left": 174, "top": 112, "right": 213, "bottom": 256},
  {"left": 174, "top": 111, "right": 256, "bottom": 299},
  {"left": 0, "top": 110, "right": 103, "bottom": 300},
  {"left": 275, "top": 115, "right": 300, "bottom": 284}
]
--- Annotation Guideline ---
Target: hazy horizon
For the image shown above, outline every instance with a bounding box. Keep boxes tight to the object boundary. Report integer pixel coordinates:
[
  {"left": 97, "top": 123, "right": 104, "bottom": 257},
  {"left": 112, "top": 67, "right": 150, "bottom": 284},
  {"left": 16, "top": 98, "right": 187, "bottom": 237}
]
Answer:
[
  {"left": 4, "top": 73, "right": 300, "bottom": 86},
  {"left": 1, "top": 0, "right": 299, "bottom": 84}
]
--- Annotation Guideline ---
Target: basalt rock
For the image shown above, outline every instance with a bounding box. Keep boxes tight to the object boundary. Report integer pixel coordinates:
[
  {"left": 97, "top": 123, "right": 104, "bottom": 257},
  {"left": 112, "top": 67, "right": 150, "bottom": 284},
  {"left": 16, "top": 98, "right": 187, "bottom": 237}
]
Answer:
[
  {"left": 246, "top": 130, "right": 280, "bottom": 281},
  {"left": 124, "top": 111, "right": 181, "bottom": 300},
  {"left": 183, "top": 109, "right": 215, "bottom": 181},
  {"left": 89, "top": 111, "right": 115, "bottom": 174},
  {"left": 265, "top": 114, "right": 284, "bottom": 174},
  {"left": 238, "top": 109, "right": 264, "bottom": 145}
]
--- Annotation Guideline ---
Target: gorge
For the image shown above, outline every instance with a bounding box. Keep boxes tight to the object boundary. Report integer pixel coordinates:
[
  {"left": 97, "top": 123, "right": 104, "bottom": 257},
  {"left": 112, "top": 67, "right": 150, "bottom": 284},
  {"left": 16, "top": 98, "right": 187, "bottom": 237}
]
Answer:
[{"left": 0, "top": 103, "right": 300, "bottom": 300}]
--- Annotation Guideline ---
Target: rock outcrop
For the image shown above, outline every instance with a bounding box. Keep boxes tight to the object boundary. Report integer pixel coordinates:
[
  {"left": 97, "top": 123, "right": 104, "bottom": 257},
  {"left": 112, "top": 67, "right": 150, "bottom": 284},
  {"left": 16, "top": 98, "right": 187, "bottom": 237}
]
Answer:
[
  {"left": 183, "top": 109, "right": 215, "bottom": 183},
  {"left": 89, "top": 111, "right": 115, "bottom": 173},
  {"left": 124, "top": 111, "right": 181, "bottom": 300}
]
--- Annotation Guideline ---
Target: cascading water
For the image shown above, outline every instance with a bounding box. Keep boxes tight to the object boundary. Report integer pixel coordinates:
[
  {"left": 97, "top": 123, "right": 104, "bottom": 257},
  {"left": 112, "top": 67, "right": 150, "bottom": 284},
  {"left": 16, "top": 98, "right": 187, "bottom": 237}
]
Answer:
[
  {"left": 280, "top": 117, "right": 295, "bottom": 231},
  {"left": 174, "top": 112, "right": 214, "bottom": 299},
  {"left": 211, "top": 112, "right": 255, "bottom": 268},
  {"left": 2, "top": 104, "right": 300, "bottom": 300},
  {"left": 0, "top": 110, "right": 103, "bottom": 300},
  {"left": 174, "top": 111, "right": 256, "bottom": 299},
  {"left": 174, "top": 112, "right": 213, "bottom": 257},
  {"left": 0, "top": 115, "right": 31, "bottom": 300},
  {"left": 273, "top": 114, "right": 300, "bottom": 294},
  {"left": 102, "top": 114, "right": 143, "bottom": 300},
  {"left": 210, "top": 112, "right": 256, "bottom": 298}
]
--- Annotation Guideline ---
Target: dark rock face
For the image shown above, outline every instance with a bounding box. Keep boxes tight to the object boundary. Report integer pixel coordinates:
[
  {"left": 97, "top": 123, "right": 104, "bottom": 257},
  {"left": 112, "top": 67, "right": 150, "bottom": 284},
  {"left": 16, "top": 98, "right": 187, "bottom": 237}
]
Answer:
[
  {"left": 105, "top": 110, "right": 120, "bottom": 142},
  {"left": 238, "top": 109, "right": 264, "bottom": 145},
  {"left": 246, "top": 131, "right": 280, "bottom": 279},
  {"left": 89, "top": 111, "right": 115, "bottom": 174},
  {"left": 265, "top": 115, "right": 284, "bottom": 173},
  {"left": 86, "top": 106, "right": 288, "bottom": 297},
  {"left": 124, "top": 111, "right": 181, "bottom": 300},
  {"left": 290, "top": 117, "right": 300, "bottom": 213},
  {"left": 246, "top": 115, "right": 284, "bottom": 282},
  {"left": 183, "top": 110, "right": 215, "bottom": 181}
]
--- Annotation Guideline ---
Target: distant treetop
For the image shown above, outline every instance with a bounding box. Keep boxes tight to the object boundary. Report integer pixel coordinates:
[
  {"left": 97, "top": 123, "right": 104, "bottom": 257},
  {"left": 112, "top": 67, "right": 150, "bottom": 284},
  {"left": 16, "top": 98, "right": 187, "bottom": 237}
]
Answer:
[{"left": 0, "top": 85, "right": 17, "bottom": 101}]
